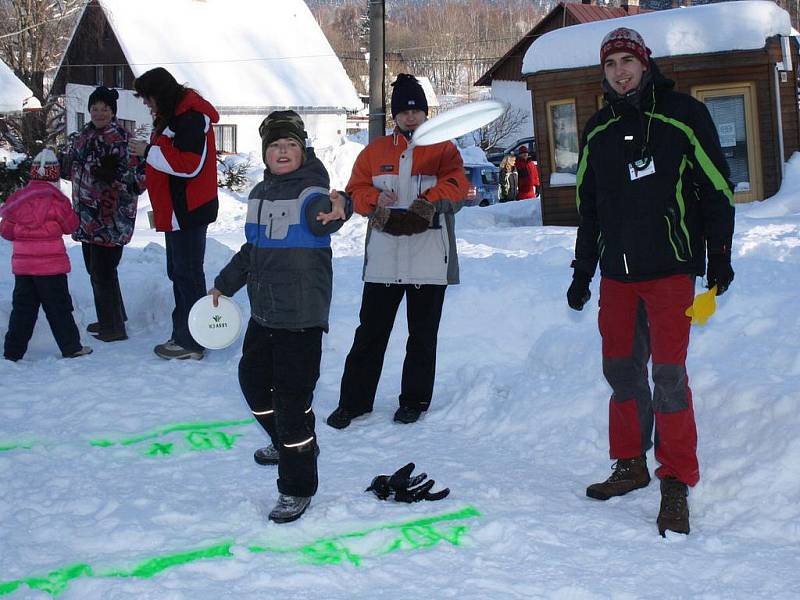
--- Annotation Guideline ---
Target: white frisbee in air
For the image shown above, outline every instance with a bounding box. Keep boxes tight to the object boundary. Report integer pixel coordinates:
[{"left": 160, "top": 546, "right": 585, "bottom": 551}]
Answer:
[
  {"left": 188, "top": 295, "right": 243, "bottom": 350},
  {"left": 410, "top": 99, "right": 508, "bottom": 148}
]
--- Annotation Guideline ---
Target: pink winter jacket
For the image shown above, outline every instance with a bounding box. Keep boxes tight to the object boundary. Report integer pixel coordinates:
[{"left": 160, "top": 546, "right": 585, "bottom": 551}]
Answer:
[{"left": 0, "top": 181, "right": 78, "bottom": 276}]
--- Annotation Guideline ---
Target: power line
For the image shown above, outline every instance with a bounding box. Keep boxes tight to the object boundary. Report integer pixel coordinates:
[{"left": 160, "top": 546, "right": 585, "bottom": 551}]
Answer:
[{"left": 0, "top": 1, "right": 86, "bottom": 41}]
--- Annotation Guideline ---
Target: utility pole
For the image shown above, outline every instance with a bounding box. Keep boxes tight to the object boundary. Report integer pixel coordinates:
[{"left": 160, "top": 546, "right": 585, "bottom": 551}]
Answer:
[{"left": 368, "top": 0, "right": 385, "bottom": 142}]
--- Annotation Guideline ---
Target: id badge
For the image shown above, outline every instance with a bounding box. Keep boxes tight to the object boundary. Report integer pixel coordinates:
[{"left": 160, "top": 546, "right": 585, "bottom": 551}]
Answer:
[{"left": 628, "top": 156, "right": 656, "bottom": 180}]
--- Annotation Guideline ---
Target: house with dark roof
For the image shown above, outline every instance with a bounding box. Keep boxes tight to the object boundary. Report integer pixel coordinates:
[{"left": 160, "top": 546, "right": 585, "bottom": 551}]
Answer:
[
  {"left": 475, "top": 1, "right": 648, "bottom": 149},
  {"left": 522, "top": 0, "right": 800, "bottom": 225}
]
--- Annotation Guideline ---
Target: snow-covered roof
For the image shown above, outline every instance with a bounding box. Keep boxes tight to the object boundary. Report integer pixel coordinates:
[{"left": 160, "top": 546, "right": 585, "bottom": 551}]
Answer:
[
  {"left": 523, "top": 1, "right": 792, "bottom": 75},
  {"left": 97, "top": 0, "right": 361, "bottom": 111},
  {"left": 0, "top": 57, "right": 38, "bottom": 113}
]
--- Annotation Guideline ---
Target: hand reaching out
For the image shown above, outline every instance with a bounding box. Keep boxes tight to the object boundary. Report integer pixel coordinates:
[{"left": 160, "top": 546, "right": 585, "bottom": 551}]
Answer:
[{"left": 316, "top": 189, "right": 347, "bottom": 225}]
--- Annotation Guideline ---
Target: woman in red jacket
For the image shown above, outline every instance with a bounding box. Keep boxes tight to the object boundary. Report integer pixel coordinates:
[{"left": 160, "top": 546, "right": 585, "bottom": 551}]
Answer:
[
  {"left": 130, "top": 68, "right": 219, "bottom": 360},
  {"left": 2, "top": 150, "right": 92, "bottom": 360},
  {"left": 516, "top": 145, "right": 540, "bottom": 200}
]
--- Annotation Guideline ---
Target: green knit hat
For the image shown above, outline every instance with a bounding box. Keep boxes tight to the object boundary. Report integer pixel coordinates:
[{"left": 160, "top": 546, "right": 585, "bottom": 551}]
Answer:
[{"left": 258, "top": 110, "right": 307, "bottom": 159}]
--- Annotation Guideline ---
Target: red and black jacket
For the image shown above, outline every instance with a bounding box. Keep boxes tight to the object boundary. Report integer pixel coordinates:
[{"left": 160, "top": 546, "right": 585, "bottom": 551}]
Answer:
[{"left": 145, "top": 90, "right": 219, "bottom": 231}]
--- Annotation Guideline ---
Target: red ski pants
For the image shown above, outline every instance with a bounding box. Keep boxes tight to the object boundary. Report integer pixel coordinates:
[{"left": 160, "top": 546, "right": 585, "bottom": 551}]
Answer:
[{"left": 598, "top": 275, "right": 699, "bottom": 486}]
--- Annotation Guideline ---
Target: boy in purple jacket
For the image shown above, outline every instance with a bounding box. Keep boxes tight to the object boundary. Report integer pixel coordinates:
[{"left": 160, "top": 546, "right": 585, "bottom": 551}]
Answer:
[{"left": 2, "top": 149, "right": 92, "bottom": 360}]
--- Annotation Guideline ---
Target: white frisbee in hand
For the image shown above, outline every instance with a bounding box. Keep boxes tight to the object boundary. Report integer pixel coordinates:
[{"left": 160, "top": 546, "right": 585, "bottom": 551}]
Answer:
[{"left": 188, "top": 295, "right": 243, "bottom": 349}]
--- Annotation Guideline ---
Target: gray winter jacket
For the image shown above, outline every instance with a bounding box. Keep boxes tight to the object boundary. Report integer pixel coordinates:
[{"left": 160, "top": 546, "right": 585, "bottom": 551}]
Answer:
[{"left": 213, "top": 151, "right": 351, "bottom": 331}]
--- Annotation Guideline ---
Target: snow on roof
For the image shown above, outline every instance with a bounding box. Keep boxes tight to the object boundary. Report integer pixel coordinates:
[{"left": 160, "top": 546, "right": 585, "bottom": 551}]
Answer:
[
  {"left": 523, "top": 1, "right": 792, "bottom": 75},
  {"left": 98, "top": 0, "right": 361, "bottom": 111},
  {"left": 0, "top": 57, "right": 37, "bottom": 113}
]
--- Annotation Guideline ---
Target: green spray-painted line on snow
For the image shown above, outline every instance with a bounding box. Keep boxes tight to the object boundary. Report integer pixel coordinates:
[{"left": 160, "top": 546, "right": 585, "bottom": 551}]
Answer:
[
  {"left": 0, "top": 506, "right": 481, "bottom": 597},
  {"left": 0, "top": 443, "right": 34, "bottom": 453},
  {"left": 88, "top": 418, "right": 256, "bottom": 447},
  {"left": 0, "top": 419, "right": 256, "bottom": 458}
]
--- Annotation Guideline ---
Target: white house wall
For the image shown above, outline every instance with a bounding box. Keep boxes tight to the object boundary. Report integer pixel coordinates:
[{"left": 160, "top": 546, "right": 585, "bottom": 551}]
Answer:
[
  {"left": 221, "top": 112, "right": 349, "bottom": 160},
  {"left": 65, "top": 84, "right": 151, "bottom": 136},
  {"left": 490, "top": 79, "right": 534, "bottom": 147},
  {"left": 65, "top": 84, "right": 349, "bottom": 159}
]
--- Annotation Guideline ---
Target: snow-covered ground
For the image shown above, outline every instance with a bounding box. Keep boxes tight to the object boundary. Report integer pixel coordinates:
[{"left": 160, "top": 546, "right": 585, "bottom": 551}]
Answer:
[{"left": 1, "top": 145, "right": 799, "bottom": 599}]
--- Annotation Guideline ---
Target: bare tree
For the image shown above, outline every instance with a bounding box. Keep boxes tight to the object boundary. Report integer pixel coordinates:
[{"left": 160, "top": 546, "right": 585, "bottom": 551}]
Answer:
[
  {"left": 0, "top": 0, "right": 82, "bottom": 152},
  {"left": 469, "top": 106, "right": 529, "bottom": 151}
]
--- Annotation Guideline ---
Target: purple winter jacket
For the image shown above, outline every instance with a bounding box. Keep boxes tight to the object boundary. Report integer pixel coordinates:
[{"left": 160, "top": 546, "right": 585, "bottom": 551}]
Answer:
[{"left": 0, "top": 181, "right": 79, "bottom": 276}]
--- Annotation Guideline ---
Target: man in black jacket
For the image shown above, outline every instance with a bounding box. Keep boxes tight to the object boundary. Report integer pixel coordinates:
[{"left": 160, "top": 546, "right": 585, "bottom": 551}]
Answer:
[{"left": 566, "top": 27, "right": 735, "bottom": 537}]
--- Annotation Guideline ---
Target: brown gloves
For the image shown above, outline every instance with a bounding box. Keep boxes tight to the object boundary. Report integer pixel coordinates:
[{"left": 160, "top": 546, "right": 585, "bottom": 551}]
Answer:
[{"left": 370, "top": 198, "right": 435, "bottom": 236}]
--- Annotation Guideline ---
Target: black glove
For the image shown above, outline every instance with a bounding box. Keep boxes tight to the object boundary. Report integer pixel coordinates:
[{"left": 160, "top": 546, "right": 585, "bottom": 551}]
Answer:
[
  {"left": 707, "top": 252, "right": 734, "bottom": 296},
  {"left": 567, "top": 270, "right": 592, "bottom": 311},
  {"left": 366, "top": 462, "right": 450, "bottom": 503},
  {"left": 91, "top": 154, "right": 120, "bottom": 185}
]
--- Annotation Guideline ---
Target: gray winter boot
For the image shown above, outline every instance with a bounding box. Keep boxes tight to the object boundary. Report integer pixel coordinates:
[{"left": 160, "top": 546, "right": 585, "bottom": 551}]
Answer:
[
  {"left": 586, "top": 455, "right": 651, "bottom": 500},
  {"left": 253, "top": 444, "right": 279, "bottom": 465},
  {"left": 268, "top": 494, "right": 311, "bottom": 523}
]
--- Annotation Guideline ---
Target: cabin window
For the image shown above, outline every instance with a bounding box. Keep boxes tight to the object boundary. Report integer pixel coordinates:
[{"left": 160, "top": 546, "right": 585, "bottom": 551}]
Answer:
[
  {"left": 95, "top": 65, "right": 104, "bottom": 85},
  {"left": 546, "top": 99, "right": 579, "bottom": 184},
  {"left": 118, "top": 119, "right": 136, "bottom": 134},
  {"left": 213, "top": 124, "right": 237, "bottom": 154},
  {"left": 76, "top": 112, "right": 85, "bottom": 130},
  {"left": 692, "top": 82, "right": 761, "bottom": 203},
  {"left": 115, "top": 66, "right": 125, "bottom": 88}
]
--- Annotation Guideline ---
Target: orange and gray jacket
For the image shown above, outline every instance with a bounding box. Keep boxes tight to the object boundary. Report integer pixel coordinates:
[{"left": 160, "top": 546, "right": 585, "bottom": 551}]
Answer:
[
  {"left": 574, "top": 62, "right": 734, "bottom": 282},
  {"left": 346, "top": 129, "right": 469, "bottom": 285}
]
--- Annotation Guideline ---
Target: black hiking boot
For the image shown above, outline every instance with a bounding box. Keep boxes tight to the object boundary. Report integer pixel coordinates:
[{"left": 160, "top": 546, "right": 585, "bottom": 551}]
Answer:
[
  {"left": 586, "top": 455, "right": 650, "bottom": 500},
  {"left": 254, "top": 444, "right": 279, "bottom": 465},
  {"left": 657, "top": 477, "right": 690, "bottom": 537},
  {"left": 268, "top": 494, "right": 311, "bottom": 523},
  {"left": 326, "top": 407, "right": 370, "bottom": 430},
  {"left": 393, "top": 406, "right": 422, "bottom": 424},
  {"left": 254, "top": 443, "right": 319, "bottom": 465}
]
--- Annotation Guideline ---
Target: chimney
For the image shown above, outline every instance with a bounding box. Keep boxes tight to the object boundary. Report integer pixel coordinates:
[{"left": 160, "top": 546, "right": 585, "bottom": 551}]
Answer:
[{"left": 621, "top": 0, "right": 640, "bottom": 13}]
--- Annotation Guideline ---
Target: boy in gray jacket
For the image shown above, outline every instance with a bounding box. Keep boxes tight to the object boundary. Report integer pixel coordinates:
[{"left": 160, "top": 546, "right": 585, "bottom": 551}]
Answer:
[{"left": 210, "top": 111, "right": 351, "bottom": 523}]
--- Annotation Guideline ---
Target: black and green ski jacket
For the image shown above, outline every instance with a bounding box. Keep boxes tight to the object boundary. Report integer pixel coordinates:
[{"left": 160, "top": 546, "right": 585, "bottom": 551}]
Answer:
[{"left": 574, "top": 62, "right": 735, "bottom": 282}]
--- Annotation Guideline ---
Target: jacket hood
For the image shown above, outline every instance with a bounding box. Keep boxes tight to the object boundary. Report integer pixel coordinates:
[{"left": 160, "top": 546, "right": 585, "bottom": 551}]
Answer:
[
  {"left": 263, "top": 148, "right": 330, "bottom": 189},
  {"left": 175, "top": 90, "right": 220, "bottom": 124},
  {"left": 2, "top": 181, "right": 62, "bottom": 228}
]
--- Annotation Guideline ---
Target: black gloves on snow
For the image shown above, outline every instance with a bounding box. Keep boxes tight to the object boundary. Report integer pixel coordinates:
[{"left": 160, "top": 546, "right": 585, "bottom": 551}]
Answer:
[
  {"left": 567, "top": 270, "right": 592, "bottom": 311},
  {"left": 366, "top": 462, "right": 450, "bottom": 503},
  {"left": 706, "top": 251, "right": 734, "bottom": 296},
  {"left": 91, "top": 154, "right": 120, "bottom": 185},
  {"left": 370, "top": 198, "right": 435, "bottom": 236}
]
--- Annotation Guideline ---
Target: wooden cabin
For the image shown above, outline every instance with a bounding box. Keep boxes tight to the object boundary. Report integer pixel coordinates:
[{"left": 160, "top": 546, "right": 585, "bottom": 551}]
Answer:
[
  {"left": 475, "top": 1, "right": 648, "bottom": 153},
  {"left": 522, "top": 1, "right": 800, "bottom": 226}
]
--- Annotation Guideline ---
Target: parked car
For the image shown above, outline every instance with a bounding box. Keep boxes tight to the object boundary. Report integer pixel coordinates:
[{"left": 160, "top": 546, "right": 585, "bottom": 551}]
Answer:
[
  {"left": 463, "top": 163, "right": 500, "bottom": 207},
  {"left": 486, "top": 136, "right": 536, "bottom": 166}
]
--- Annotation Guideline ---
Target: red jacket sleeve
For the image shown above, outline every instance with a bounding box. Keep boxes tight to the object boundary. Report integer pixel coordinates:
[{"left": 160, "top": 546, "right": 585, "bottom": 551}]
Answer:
[
  {"left": 346, "top": 146, "right": 380, "bottom": 216},
  {"left": 420, "top": 142, "right": 468, "bottom": 205},
  {"left": 53, "top": 190, "right": 79, "bottom": 234}
]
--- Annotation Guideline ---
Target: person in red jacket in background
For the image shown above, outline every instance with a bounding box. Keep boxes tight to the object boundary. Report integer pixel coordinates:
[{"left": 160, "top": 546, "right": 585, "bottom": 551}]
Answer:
[
  {"left": 2, "top": 149, "right": 92, "bottom": 361},
  {"left": 130, "top": 67, "right": 219, "bottom": 360},
  {"left": 516, "top": 145, "right": 540, "bottom": 200}
]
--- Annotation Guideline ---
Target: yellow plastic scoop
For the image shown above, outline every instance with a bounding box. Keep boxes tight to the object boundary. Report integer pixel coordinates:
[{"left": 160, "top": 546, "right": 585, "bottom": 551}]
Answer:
[{"left": 685, "top": 285, "right": 717, "bottom": 325}]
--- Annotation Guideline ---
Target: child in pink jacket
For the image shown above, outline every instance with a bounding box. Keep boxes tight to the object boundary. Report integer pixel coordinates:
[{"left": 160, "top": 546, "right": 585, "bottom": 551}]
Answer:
[{"left": 2, "top": 149, "right": 92, "bottom": 361}]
